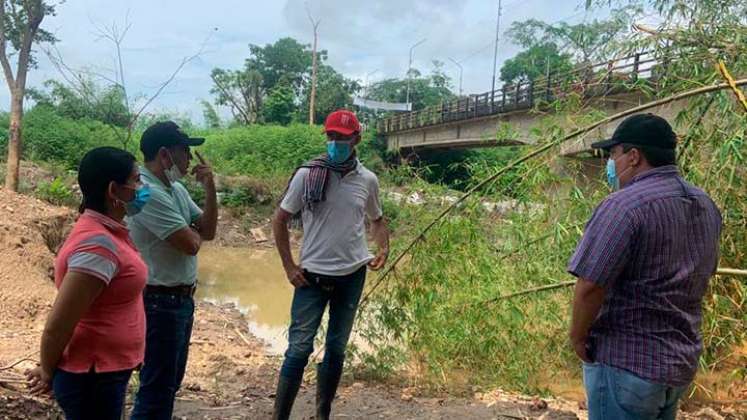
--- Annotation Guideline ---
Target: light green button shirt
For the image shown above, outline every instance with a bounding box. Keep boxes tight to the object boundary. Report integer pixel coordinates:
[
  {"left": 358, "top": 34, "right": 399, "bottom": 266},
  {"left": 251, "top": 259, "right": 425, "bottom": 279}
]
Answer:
[{"left": 128, "top": 167, "right": 203, "bottom": 286}]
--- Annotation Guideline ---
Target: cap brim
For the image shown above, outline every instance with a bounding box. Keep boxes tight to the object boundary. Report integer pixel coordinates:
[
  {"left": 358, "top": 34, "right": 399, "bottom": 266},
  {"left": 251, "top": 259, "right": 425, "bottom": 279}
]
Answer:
[
  {"left": 590, "top": 138, "right": 619, "bottom": 150},
  {"left": 324, "top": 127, "right": 356, "bottom": 136},
  {"left": 182, "top": 137, "right": 205, "bottom": 147}
]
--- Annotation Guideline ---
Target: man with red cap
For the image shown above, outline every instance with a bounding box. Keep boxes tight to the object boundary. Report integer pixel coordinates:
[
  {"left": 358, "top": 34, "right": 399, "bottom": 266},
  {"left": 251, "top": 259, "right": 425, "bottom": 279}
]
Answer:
[{"left": 271, "top": 109, "right": 389, "bottom": 419}]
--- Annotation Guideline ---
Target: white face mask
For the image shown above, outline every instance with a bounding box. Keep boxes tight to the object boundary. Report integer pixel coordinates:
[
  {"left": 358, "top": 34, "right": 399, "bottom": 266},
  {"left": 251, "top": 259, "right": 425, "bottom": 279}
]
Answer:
[{"left": 164, "top": 150, "right": 184, "bottom": 183}]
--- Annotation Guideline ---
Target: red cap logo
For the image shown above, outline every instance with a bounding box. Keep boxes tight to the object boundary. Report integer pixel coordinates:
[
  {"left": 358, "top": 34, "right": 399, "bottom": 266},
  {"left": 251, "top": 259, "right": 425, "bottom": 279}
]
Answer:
[{"left": 324, "top": 109, "right": 360, "bottom": 135}]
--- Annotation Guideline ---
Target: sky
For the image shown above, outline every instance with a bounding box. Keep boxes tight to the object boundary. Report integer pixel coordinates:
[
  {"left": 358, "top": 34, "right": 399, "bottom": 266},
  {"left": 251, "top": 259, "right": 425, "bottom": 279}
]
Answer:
[{"left": 0, "top": 0, "right": 610, "bottom": 125}]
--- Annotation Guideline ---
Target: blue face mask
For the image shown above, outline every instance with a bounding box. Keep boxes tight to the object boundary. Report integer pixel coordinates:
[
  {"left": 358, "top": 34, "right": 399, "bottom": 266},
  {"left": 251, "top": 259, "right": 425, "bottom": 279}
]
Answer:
[
  {"left": 606, "top": 158, "right": 620, "bottom": 190},
  {"left": 326, "top": 141, "right": 353, "bottom": 164},
  {"left": 124, "top": 184, "right": 151, "bottom": 216}
]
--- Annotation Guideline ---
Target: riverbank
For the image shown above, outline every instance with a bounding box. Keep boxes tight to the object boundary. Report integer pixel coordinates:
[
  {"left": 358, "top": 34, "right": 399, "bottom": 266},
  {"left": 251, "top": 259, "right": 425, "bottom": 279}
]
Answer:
[{"left": 0, "top": 187, "right": 742, "bottom": 419}]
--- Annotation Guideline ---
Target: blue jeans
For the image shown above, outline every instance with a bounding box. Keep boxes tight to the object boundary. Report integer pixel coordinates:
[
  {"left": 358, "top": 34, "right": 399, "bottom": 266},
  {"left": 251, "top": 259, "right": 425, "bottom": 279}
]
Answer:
[
  {"left": 131, "top": 292, "right": 195, "bottom": 420},
  {"left": 52, "top": 368, "right": 132, "bottom": 420},
  {"left": 583, "top": 362, "right": 688, "bottom": 420},
  {"left": 280, "top": 265, "right": 366, "bottom": 381}
]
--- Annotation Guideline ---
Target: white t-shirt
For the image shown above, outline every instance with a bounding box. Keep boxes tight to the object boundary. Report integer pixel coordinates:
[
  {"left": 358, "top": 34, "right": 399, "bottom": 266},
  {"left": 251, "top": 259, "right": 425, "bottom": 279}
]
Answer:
[{"left": 280, "top": 162, "right": 383, "bottom": 276}]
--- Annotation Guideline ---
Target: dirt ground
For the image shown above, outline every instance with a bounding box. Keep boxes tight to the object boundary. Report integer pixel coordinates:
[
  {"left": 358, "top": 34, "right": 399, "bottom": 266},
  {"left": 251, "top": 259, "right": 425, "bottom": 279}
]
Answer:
[{"left": 0, "top": 187, "right": 743, "bottom": 420}]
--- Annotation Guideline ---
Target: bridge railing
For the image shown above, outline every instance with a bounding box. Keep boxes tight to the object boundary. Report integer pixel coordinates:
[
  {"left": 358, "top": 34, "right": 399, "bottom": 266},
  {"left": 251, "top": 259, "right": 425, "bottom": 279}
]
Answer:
[{"left": 378, "top": 51, "right": 661, "bottom": 134}]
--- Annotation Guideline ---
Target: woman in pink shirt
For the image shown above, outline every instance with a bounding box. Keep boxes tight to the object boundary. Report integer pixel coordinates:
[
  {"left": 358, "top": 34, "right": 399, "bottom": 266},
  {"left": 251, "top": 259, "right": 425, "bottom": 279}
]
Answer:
[{"left": 26, "top": 147, "right": 151, "bottom": 419}]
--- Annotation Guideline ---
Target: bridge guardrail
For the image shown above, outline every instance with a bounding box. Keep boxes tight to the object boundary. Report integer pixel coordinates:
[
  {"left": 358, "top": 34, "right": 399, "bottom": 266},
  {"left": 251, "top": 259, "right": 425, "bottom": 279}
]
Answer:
[{"left": 378, "top": 51, "right": 663, "bottom": 134}]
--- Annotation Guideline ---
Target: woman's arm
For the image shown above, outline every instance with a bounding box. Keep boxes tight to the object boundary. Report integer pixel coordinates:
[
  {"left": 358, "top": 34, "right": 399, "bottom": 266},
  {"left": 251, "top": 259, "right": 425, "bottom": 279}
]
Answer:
[{"left": 26, "top": 272, "right": 105, "bottom": 394}]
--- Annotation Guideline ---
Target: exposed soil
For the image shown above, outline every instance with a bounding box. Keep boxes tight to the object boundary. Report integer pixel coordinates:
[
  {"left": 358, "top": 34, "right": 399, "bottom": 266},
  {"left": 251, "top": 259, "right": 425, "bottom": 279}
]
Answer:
[{"left": 0, "top": 187, "right": 743, "bottom": 419}]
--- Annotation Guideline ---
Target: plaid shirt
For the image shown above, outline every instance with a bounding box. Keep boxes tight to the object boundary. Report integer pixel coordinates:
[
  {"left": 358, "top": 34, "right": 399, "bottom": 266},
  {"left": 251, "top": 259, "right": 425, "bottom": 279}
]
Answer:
[{"left": 568, "top": 165, "right": 722, "bottom": 386}]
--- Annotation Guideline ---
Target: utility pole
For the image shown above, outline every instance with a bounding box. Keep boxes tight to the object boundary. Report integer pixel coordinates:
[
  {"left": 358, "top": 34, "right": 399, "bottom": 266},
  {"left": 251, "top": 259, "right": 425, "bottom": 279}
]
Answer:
[
  {"left": 448, "top": 57, "right": 463, "bottom": 96},
  {"left": 490, "top": 0, "right": 503, "bottom": 96},
  {"left": 406, "top": 38, "right": 426, "bottom": 110},
  {"left": 307, "top": 3, "right": 320, "bottom": 125}
]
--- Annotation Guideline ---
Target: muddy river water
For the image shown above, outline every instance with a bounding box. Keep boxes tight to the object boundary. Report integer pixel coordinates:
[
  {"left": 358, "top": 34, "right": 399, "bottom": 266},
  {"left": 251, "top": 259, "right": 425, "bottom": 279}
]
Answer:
[{"left": 196, "top": 246, "right": 294, "bottom": 354}]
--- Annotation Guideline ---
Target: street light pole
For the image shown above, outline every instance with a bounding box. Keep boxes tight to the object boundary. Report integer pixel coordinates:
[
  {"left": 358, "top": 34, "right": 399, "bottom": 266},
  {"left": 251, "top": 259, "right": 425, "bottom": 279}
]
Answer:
[
  {"left": 448, "top": 57, "right": 463, "bottom": 96},
  {"left": 490, "top": 0, "right": 503, "bottom": 97},
  {"left": 364, "top": 69, "right": 380, "bottom": 98},
  {"left": 406, "top": 38, "right": 427, "bottom": 109}
]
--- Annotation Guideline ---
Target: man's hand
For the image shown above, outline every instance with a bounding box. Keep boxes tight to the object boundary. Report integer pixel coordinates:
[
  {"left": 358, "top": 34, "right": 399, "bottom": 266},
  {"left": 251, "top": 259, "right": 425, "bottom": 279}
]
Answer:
[
  {"left": 571, "top": 335, "right": 591, "bottom": 363},
  {"left": 192, "top": 151, "right": 214, "bottom": 187},
  {"left": 284, "top": 263, "right": 310, "bottom": 288},
  {"left": 25, "top": 366, "right": 52, "bottom": 396},
  {"left": 368, "top": 249, "right": 389, "bottom": 271}
]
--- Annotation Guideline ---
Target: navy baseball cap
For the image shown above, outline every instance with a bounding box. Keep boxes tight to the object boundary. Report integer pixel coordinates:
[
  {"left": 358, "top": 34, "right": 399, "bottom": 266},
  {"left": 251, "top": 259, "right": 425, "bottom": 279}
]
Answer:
[
  {"left": 591, "top": 113, "right": 677, "bottom": 151},
  {"left": 140, "top": 121, "right": 205, "bottom": 158}
]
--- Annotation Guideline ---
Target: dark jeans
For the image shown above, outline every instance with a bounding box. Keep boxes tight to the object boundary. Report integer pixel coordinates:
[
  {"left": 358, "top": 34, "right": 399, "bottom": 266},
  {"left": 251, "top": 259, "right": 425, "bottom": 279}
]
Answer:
[
  {"left": 280, "top": 265, "right": 366, "bottom": 381},
  {"left": 131, "top": 292, "right": 195, "bottom": 420},
  {"left": 52, "top": 368, "right": 132, "bottom": 420}
]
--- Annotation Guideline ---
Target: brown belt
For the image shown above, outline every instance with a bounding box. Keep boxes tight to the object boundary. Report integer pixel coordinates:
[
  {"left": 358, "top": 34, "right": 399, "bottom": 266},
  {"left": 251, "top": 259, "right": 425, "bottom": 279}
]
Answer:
[{"left": 144, "top": 284, "right": 196, "bottom": 297}]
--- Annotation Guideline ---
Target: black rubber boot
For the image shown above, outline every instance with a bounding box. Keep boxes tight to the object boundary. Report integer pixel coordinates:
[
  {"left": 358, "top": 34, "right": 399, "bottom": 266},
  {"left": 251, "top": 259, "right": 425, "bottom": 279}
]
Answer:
[
  {"left": 316, "top": 363, "right": 343, "bottom": 420},
  {"left": 272, "top": 375, "right": 302, "bottom": 420}
]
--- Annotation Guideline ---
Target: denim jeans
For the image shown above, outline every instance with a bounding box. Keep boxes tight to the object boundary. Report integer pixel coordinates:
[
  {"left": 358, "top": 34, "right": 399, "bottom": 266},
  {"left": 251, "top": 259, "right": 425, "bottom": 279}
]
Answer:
[
  {"left": 280, "top": 265, "right": 366, "bottom": 381},
  {"left": 131, "top": 292, "right": 195, "bottom": 420},
  {"left": 52, "top": 368, "right": 132, "bottom": 420},
  {"left": 583, "top": 362, "right": 688, "bottom": 420}
]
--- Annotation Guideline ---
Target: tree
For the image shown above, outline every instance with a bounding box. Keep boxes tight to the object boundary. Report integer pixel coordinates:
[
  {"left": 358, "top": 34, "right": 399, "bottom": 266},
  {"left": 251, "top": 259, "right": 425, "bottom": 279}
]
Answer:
[
  {"left": 0, "top": 0, "right": 58, "bottom": 191},
  {"left": 211, "top": 37, "right": 327, "bottom": 126},
  {"left": 368, "top": 61, "right": 455, "bottom": 111},
  {"left": 210, "top": 68, "right": 264, "bottom": 125},
  {"left": 201, "top": 100, "right": 222, "bottom": 129},
  {"left": 506, "top": 7, "right": 640, "bottom": 64},
  {"left": 500, "top": 43, "right": 573, "bottom": 84},
  {"left": 44, "top": 18, "right": 210, "bottom": 151},
  {"left": 300, "top": 64, "right": 360, "bottom": 124},
  {"left": 28, "top": 79, "right": 131, "bottom": 128},
  {"left": 246, "top": 37, "right": 324, "bottom": 95},
  {"left": 263, "top": 82, "right": 295, "bottom": 125}
]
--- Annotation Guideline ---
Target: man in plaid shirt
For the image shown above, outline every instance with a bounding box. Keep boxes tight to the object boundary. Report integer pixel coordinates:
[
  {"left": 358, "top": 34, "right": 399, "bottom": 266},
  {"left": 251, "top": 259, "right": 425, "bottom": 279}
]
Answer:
[{"left": 568, "top": 114, "right": 722, "bottom": 420}]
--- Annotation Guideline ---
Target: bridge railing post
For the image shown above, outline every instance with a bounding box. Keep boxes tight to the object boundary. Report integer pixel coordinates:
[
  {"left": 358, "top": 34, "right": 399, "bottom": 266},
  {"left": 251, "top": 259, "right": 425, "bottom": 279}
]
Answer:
[
  {"left": 632, "top": 53, "right": 640, "bottom": 81},
  {"left": 514, "top": 82, "right": 521, "bottom": 108},
  {"left": 546, "top": 72, "right": 552, "bottom": 102},
  {"left": 528, "top": 80, "right": 534, "bottom": 108},
  {"left": 501, "top": 85, "right": 507, "bottom": 111}
]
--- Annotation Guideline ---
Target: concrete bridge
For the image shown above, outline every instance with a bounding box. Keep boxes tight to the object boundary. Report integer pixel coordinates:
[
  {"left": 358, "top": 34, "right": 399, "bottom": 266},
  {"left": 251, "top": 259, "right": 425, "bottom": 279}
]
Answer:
[{"left": 376, "top": 52, "right": 689, "bottom": 157}]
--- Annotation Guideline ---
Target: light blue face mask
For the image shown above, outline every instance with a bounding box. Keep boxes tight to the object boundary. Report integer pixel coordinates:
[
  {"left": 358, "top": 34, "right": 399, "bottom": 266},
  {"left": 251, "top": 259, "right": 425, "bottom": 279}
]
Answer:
[
  {"left": 326, "top": 141, "right": 353, "bottom": 164},
  {"left": 124, "top": 183, "right": 151, "bottom": 216},
  {"left": 606, "top": 158, "right": 620, "bottom": 190}
]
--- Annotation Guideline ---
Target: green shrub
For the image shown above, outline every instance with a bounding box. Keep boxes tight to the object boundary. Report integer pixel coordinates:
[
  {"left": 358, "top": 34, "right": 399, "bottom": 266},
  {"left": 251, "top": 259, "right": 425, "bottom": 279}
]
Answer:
[{"left": 35, "top": 177, "right": 77, "bottom": 207}]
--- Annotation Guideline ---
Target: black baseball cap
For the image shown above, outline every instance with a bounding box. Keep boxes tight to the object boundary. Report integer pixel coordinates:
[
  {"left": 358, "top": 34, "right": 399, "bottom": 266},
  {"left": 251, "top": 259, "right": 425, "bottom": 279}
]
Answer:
[
  {"left": 591, "top": 113, "right": 677, "bottom": 151},
  {"left": 140, "top": 121, "right": 205, "bottom": 158}
]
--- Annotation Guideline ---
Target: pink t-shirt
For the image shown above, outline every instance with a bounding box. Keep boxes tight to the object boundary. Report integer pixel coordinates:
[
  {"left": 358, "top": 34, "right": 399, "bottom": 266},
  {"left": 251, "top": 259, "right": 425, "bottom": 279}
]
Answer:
[{"left": 54, "top": 210, "right": 148, "bottom": 373}]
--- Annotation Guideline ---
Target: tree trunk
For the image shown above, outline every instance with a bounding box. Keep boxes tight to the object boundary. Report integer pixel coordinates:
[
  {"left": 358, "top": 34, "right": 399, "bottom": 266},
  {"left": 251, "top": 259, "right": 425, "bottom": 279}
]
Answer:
[
  {"left": 5, "top": 89, "right": 23, "bottom": 191},
  {"left": 309, "top": 27, "right": 318, "bottom": 126}
]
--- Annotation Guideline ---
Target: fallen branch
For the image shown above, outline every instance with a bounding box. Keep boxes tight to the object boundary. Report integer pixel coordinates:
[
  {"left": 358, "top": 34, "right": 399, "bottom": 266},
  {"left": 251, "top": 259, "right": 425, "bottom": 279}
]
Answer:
[
  {"left": 360, "top": 77, "right": 747, "bottom": 310},
  {"left": 465, "top": 267, "right": 747, "bottom": 308},
  {"left": 0, "top": 351, "right": 39, "bottom": 371}
]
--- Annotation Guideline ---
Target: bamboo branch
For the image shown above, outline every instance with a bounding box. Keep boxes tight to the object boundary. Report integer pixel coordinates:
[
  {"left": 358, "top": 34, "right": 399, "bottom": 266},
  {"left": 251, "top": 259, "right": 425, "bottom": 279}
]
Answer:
[
  {"left": 359, "top": 78, "right": 747, "bottom": 310},
  {"left": 717, "top": 61, "right": 747, "bottom": 113},
  {"left": 466, "top": 267, "right": 747, "bottom": 308}
]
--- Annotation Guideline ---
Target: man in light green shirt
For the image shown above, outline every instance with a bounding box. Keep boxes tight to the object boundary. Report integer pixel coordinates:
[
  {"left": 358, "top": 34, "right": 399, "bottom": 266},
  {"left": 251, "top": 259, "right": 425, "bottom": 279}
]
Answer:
[{"left": 130, "top": 121, "right": 218, "bottom": 420}]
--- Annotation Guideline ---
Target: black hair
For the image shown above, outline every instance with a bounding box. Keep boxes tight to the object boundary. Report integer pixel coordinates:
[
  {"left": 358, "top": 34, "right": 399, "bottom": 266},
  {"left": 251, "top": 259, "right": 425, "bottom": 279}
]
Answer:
[
  {"left": 621, "top": 143, "right": 676, "bottom": 167},
  {"left": 142, "top": 146, "right": 159, "bottom": 162},
  {"left": 78, "top": 147, "right": 136, "bottom": 214}
]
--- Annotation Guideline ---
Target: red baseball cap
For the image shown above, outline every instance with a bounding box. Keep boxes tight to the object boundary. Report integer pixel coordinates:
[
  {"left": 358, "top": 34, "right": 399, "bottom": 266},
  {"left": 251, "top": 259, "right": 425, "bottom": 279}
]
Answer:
[{"left": 324, "top": 109, "right": 361, "bottom": 135}]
